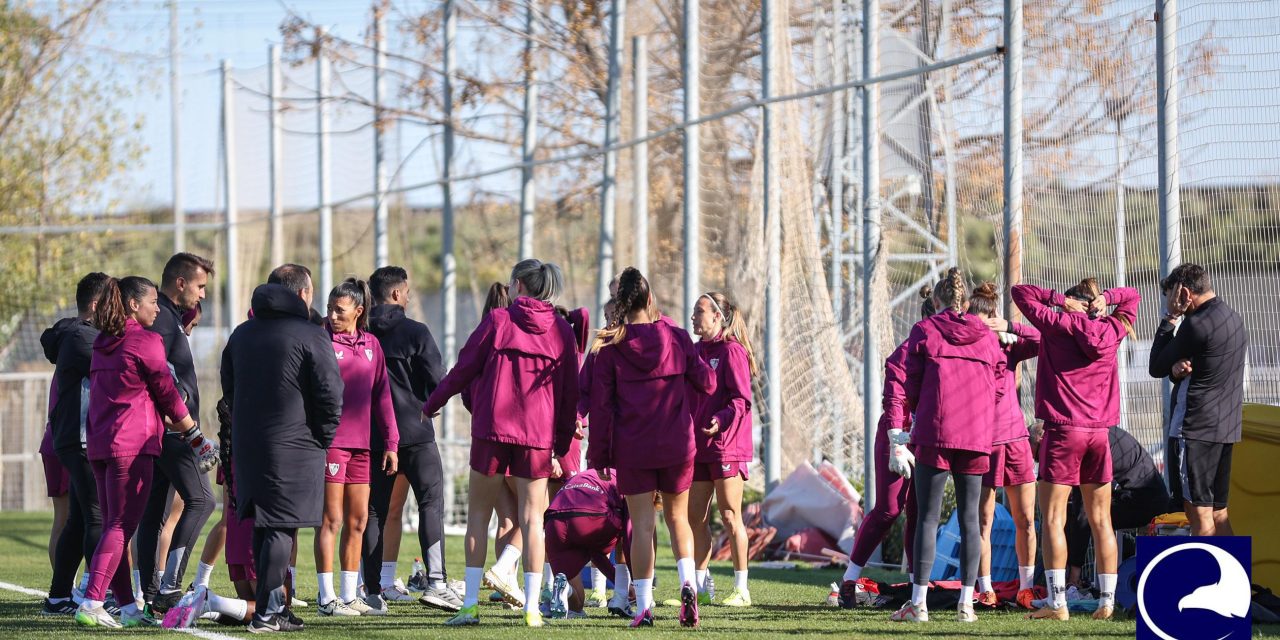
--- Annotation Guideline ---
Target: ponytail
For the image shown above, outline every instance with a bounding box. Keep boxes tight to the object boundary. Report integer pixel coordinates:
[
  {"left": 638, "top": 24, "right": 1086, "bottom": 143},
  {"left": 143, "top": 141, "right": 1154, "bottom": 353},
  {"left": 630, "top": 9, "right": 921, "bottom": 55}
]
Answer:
[
  {"left": 483, "top": 282, "right": 511, "bottom": 316},
  {"left": 968, "top": 282, "right": 1000, "bottom": 318},
  {"left": 330, "top": 277, "right": 372, "bottom": 331},
  {"left": 931, "top": 267, "right": 968, "bottom": 315},
  {"left": 93, "top": 276, "right": 157, "bottom": 337},
  {"left": 592, "top": 267, "right": 649, "bottom": 353},
  {"left": 700, "top": 291, "right": 758, "bottom": 376},
  {"left": 918, "top": 285, "right": 936, "bottom": 319},
  {"left": 510, "top": 258, "right": 564, "bottom": 302}
]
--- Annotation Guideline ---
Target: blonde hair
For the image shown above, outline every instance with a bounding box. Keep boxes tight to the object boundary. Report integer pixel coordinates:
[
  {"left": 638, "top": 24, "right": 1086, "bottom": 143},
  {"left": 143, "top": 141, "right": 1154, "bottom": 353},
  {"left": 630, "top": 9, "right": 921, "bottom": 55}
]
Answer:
[
  {"left": 932, "top": 267, "right": 967, "bottom": 314},
  {"left": 699, "top": 291, "right": 759, "bottom": 376}
]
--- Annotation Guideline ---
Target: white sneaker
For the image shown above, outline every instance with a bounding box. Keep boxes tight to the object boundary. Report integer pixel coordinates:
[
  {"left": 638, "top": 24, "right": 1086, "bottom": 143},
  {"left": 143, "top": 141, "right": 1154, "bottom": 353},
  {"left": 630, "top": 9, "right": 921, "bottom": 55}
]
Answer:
[
  {"left": 290, "top": 596, "right": 309, "bottom": 608},
  {"left": 890, "top": 601, "right": 929, "bottom": 622},
  {"left": 318, "top": 598, "right": 361, "bottom": 617},
  {"left": 957, "top": 606, "right": 977, "bottom": 623},
  {"left": 75, "top": 604, "right": 122, "bottom": 628},
  {"left": 348, "top": 596, "right": 382, "bottom": 616},
  {"left": 483, "top": 569, "right": 525, "bottom": 607},
  {"left": 383, "top": 584, "right": 416, "bottom": 602}
]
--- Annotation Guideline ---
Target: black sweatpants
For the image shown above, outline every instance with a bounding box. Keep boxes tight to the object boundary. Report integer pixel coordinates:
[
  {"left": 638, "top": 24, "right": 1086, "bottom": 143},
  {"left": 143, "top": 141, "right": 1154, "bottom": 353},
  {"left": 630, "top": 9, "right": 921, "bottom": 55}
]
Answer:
[
  {"left": 253, "top": 525, "right": 296, "bottom": 620},
  {"left": 363, "top": 442, "right": 447, "bottom": 593},
  {"left": 49, "top": 448, "right": 102, "bottom": 599},
  {"left": 912, "top": 462, "right": 983, "bottom": 587},
  {"left": 137, "top": 434, "right": 215, "bottom": 601},
  {"left": 1066, "top": 484, "right": 1170, "bottom": 568}
]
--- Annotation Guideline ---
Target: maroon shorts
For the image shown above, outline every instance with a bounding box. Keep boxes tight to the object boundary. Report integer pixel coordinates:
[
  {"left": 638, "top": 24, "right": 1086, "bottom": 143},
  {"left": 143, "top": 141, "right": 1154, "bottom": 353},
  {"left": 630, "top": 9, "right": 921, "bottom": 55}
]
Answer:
[
  {"left": 983, "top": 438, "right": 1036, "bottom": 488},
  {"left": 228, "top": 563, "right": 257, "bottom": 583},
  {"left": 692, "top": 460, "right": 750, "bottom": 483},
  {"left": 325, "top": 447, "right": 371, "bottom": 484},
  {"left": 42, "top": 452, "right": 70, "bottom": 498},
  {"left": 616, "top": 461, "right": 694, "bottom": 496},
  {"left": 544, "top": 513, "right": 623, "bottom": 578},
  {"left": 1038, "top": 427, "right": 1112, "bottom": 486},
  {"left": 914, "top": 445, "right": 990, "bottom": 476},
  {"left": 470, "top": 438, "right": 553, "bottom": 479}
]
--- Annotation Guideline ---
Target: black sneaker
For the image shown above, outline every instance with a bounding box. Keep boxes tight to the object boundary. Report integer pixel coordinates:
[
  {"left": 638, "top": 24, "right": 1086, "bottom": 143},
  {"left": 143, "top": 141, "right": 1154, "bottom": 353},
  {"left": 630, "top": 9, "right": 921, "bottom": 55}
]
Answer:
[
  {"left": 284, "top": 607, "right": 305, "bottom": 628},
  {"left": 103, "top": 595, "right": 121, "bottom": 616},
  {"left": 151, "top": 590, "right": 182, "bottom": 615},
  {"left": 837, "top": 580, "right": 859, "bottom": 609},
  {"left": 248, "top": 612, "right": 305, "bottom": 633},
  {"left": 40, "top": 598, "right": 78, "bottom": 616}
]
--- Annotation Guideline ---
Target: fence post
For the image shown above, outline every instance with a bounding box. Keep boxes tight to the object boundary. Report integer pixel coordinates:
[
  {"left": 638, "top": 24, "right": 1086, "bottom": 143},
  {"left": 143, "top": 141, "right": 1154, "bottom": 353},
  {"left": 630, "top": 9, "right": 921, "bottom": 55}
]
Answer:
[
  {"left": 1002, "top": 0, "right": 1023, "bottom": 319},
  {"left": 374, "top": 7, "right": 389, "bottom": 269},
  {"left": 762, "top": 0, "right": 782, "bottom": 491},
  {"left": 682, "top": 0, "right": 701, "bottom": 332},
  {"left": 441, "top": 0, "right": 458, "bottom": 441},
  {"left": 223, "top": 60, "right": 240, "bottom": 328},
  {"left": 829, "top": 0, "right": 847, "bottom": 472},
  {"left": 598, "top": 0, "right": 625, "bottom": 325},
  {"left": 861, "top": 0, "right": 882, "bottom": 510},
  {"left": 317, "top": 28, "right": 333, "bottom": 309},
  {"left": 1155, "top": 0, "right": 1180, "bottom": 461},
  {"left": 519, "top": 0, "right": 538, "bottom": 261},
  {"left": 632, "top": 35, "right": 649, "bottom": 276},
  {"left": 170, "top": 0, "right": 184, "bottom": 254},
  {"left": 269, "top": 45, "right": 284, "bottom": 269}
]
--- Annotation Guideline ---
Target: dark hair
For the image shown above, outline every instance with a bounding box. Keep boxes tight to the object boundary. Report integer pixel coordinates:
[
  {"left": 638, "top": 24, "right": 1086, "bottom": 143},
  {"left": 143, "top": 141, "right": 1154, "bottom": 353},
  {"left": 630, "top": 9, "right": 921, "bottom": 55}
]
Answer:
[
  {"left": 268, "top": 263, "right": 313, "bottom": 294},
  {"left": 918, "top": 285, "right": 936, "bottom": 319},
  {"left": 161, "top": 252, "right": 215, "bottom": 290},
  {"left": 329, "top": 277, "right": 372, "bottom": 331},
  {"left": 93, "top": 276, "right": 157, "bottom": 337},
  {"left": 1065, "top": 277, "right": 1135, "bottom": 338},
  {"left": 76, "top": 272, "right": 111, "bottom": 314},
  {"left": 968, "top": 282, "right": 999, "bottom": 318},
  {"left": 593, "top": 267, "right": 650, "bottom": 352},
  {"left": 369, "top": 266, "right": 409, "bottom": 303},
  {"left": 1160, "top": 262, "right": 1211, "bottom": 296},
  {"left": 932, "top": 267, "right": 968, "bottom": 314},
  {"left": 510, "top": 258, "right": 564, "bottom": 302},
  {"left": 483, "top": 282, "right": 510, "bottom": 316}
]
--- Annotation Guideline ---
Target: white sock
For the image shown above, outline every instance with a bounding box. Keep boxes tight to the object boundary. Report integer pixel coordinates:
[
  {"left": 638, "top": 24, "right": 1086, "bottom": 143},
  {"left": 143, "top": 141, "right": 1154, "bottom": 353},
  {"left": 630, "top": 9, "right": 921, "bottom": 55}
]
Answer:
[
  {"left": 463, "top": 567, "right": 483, "bottom": 608},
  {"left": 381, "top": 562, "right": 397, "bottom": 590},
  {"left": 317, "top": 572, "right": 336, "bottom": 605},
  {"left": 1018, "top": 565, "right": 1035, "bottom": 591},
  {"left": 695, "top": 569, "right": 708, "bottom": 593},
  {"left": 131, "top": 570, "right": 143, "bottom": 601},
  {"left": 734, "top": 570, "right": 748, "bottom": 592},
  {"left": 977, "top": 575, "right": 992, "bottom": 593},
  {"left": 1097, "top": 573, "right": 1117, "bottom": 607},
  {"left": 79, "top": 573, "right": 90, "bottom": 591},
  {"left": 591, "top": 567, "right": 607, "bottom": 595},
  {"left": 194, "top": 562, "right": 215, "bottom": 588},
  {"left": 208, "top": 592, "right": 248, "bottom": 621},
  {"left": 960, "top": 585, "right": 975, "bottom": 608},
  {"left": 676, "top": 557, "right": 696, "bottom": 588},
  {"left": 49, "top": 596, "right": 70, "bottom": 604},
  {"left": 1046, "top": 569, "right": 1067, "bottom": 609},
  {"left": 523, "top": 572, "right": 541, "bottom": 614},
  {"left": 634, "top": 578, "right": 653, "bottom": 612},
  {"left": 543, "top": 563, "right": 554, "bottom": 590},
  {"left": 340, "top": 571, "right": 360, "bottom": 603},
  {"left": 86, "top": 599, "right": 104, "bottom": 610},
  {"left": 613, "top": 565, "right": 632, "bottom": 603},
  {"left": 494, "top": 545, "right": 520, "bottom": 575},
  {"left": 911, "top": 583, "right": 928, "bottom": 608},
  {"left": 842, "top": 562, "right": 864, "bottom": 582}
]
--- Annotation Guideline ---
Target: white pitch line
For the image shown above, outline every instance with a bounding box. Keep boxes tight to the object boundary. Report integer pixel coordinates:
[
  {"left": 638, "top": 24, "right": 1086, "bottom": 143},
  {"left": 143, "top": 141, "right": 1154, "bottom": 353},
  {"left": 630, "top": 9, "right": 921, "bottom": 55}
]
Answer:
[{"left": 0, "top": 579, "right": 240, "bottom": 640}]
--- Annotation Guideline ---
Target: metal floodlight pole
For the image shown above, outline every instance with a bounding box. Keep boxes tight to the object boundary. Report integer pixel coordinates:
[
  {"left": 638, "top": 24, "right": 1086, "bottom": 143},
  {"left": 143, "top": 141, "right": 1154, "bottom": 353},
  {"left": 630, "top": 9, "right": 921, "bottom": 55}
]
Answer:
[
  {"left": 317, "top": 28, "right": 333, "bottom": 309},
  {"left": 762, "top": 0, "right": 782, "bottom": 491},
  {"left": 1156, "top": 0, "right": 1181, "bottom": 443},
  {"left": 519, "top": 0, "right": 539, "bottom": 261},
  {"left": 683, "top": 0, "right": 701, "bottom": 332},
  {"left": 222, "top": 60, "right": 240, "bottom": 329},
  {"left": 1001, "top": 0, "right": 1023, "bottom": 319},
  {"left": 374, "top": 8, "right": 389, "bottom": 269},
  {"left": 598, "top": 0, "right": 625, "bottom": 325},
  {"left": 170, "top": 0, "right": 184, "bottom": 253},
  {"left": 269, "top": 45, "right": 284, "bottom": 268},
  {"left": 860, "top": 0, "right": 882, "bottom": 509},
  {"left": 442, "top": 0, "right": 458, "bottom": 440},
  {"left": 633, "top": 35, "right": 649, "bottom": 276}
]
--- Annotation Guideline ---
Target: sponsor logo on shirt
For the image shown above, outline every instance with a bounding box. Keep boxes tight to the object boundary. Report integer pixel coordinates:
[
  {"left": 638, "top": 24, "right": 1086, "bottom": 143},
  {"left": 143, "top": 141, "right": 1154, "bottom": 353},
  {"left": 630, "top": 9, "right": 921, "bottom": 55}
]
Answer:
[
  {"left": 327, "top": 463, "right": 340, "bottom": 477},
  {"left": 365, "top": 349, "right": 374, "bottom": 362},
  {"left": 1137, "top": 536, "right": 1251, "bottom": 640},
  {"left": 709, "top": 358, "right": 720, "bottom": 370}
]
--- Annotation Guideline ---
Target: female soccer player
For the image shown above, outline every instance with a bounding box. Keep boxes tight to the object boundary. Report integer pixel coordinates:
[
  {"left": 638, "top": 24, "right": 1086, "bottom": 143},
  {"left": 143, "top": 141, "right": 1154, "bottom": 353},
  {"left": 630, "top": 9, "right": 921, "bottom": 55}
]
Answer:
[
  {"left": 1012, "top": 279, "right": 1138, "bottom": 621},
  {"left": 544, "top": 468, "right": 630, "bottom": 619},
  {"left": 315, "top": 278, "right": 400, "bottom": 616},
  {"left": 424, "top": 259, "right": 580, "bottom": 627},
  {"left": 892, "top": 268, "right": 1003, "bottom": 624},
  {"left": 589, "top": 267, "right": 716, "bottom": 628},
  {"left": 688, "top": 291, "right": 756, "bottom": 608},
  {"left": 967, "top": 283, "right": 1041, "bottom": 609},
  {"left": 75, "top": 276, "right": 211, "bottom": 628}
]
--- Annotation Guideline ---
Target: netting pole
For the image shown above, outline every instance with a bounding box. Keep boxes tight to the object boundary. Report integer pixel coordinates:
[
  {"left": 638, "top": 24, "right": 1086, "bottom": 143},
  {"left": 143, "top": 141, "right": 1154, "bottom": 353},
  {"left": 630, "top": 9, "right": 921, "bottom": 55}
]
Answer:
[
  {"left": 374, "top": 8, "right": 389, "bottom": 269},
  {"left": 761, "top": 0, "right": 782, "bottom": 491},
  {"left": 632, "top": 35, "right": 649, "bottom": 276},
  {"left": 1115, "top": 116, "right": 1129, "bottom": 431},
  {"left": 222, "top": 60, "right": 240, "bottom": 329},
  {"left": 269, "top": 45, "right": 284, "bottom": 269},
  {"left": 1001, "top": 0, "right": 1023, "bottom": 319},
  {"left": 1155, "top": 0, "right": 1180, "bottom": 443},
  {"left": 598, "top": 0, "right": 624, "bottom": 324},
  {"left": 170, "top": 0, "right": 184, "bottom": 254},
  {"left": 441, "top": 0, "right": 458, "bottom": 441},
  {"left": 317, "top": 28, "right": 333, "bottom": 310},
  {"left": 829, "top": 0, "right": 847, "bottom": 473},
  {"left": 682, "top": 0, "right": 701, "bottom": 332},
  {"left": 518, "top": 0, "right": 538, "bottom": 262},
  {"left": 860, "top": 0, "right": 881, "bottom": 509}
]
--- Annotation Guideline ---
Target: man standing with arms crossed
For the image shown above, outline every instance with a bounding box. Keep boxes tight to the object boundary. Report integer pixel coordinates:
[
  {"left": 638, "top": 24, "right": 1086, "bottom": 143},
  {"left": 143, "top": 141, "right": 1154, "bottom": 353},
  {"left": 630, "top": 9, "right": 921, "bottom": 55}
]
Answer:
[{"left": 1148, "top": 263, "right": 1247, "bottom": 536}]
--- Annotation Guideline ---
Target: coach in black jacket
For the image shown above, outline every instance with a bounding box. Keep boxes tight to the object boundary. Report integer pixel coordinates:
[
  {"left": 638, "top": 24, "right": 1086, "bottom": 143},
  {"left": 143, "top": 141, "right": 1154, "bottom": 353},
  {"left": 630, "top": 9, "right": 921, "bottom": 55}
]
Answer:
[
  {"left": 361, "top": 266, "right": 460, "bottom": 610},
  {"left": 222, "top": 266, "right": 343, "bottom": 631}
]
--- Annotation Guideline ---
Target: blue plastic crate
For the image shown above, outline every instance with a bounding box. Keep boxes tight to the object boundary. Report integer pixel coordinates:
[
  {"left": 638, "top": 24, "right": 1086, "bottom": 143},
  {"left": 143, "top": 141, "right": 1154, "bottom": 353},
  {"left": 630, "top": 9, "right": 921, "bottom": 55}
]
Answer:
[{"left": 929, "top": 501, "right": 1019, "bottom": 582}]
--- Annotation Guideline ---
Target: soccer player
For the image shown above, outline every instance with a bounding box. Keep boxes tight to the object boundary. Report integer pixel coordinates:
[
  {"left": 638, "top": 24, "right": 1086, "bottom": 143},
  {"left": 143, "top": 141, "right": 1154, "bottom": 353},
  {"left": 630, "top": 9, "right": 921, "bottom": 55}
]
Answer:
[{"left": 544, "top": 468, "right": 630, "bottom": 619}]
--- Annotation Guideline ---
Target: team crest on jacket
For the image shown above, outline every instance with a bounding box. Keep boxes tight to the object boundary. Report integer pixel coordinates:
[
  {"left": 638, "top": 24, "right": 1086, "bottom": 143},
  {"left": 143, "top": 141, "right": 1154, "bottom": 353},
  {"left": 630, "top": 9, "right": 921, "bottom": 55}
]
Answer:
[
  {"left": 365, "top": 349, "right": 374, "bottom": 361},
  {"left": 335, "top": 350, "right": 344, "bottom": 360},
  {"left": 710, "top": 358, "right": 720, "bottom": 370},
  {"left": 327, "top": 463, "right": 340, "bottom": 476}
]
